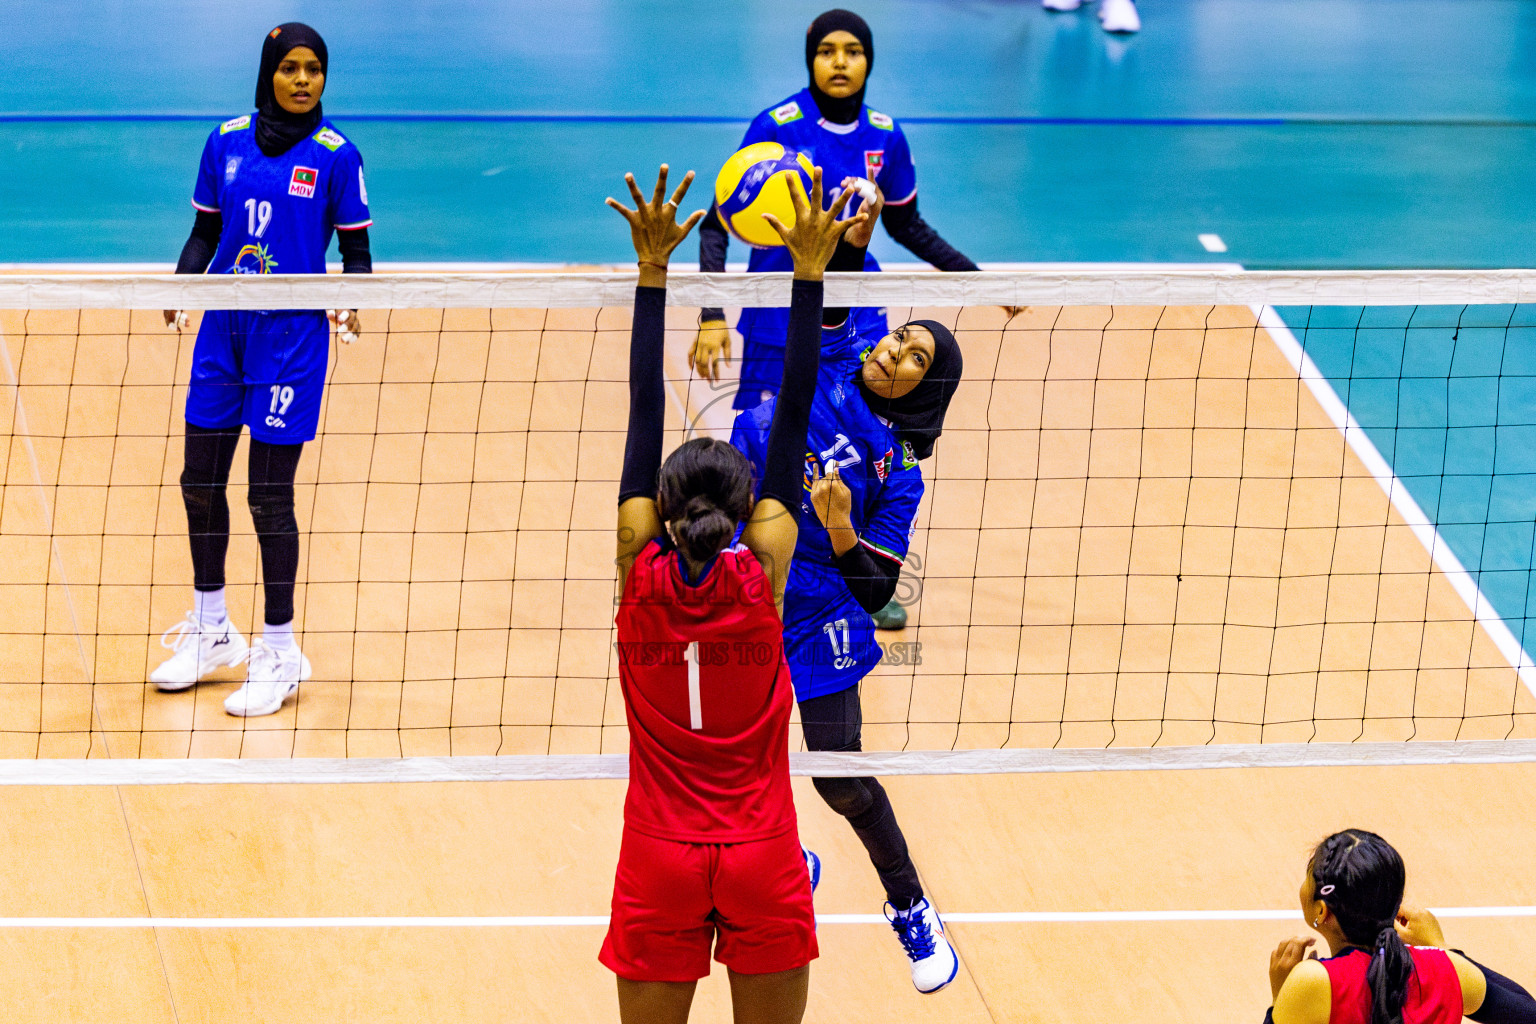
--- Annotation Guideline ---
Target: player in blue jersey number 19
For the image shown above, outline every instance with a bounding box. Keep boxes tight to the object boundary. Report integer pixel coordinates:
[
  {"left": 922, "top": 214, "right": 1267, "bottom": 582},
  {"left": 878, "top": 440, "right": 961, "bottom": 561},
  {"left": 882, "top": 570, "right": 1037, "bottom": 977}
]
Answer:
[{"left": 153, "top": 23, "right": 373, "bottom": 716}]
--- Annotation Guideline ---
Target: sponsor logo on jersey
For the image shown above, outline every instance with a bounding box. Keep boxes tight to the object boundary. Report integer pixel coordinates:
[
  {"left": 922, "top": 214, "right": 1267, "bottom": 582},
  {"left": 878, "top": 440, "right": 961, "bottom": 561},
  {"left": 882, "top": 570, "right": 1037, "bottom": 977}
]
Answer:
[
  {"left": 867, "top": 109, "right": 894, "bottom": 131},
  {"left": 770, "top": 100, "right": 804, "bottom": 126},
  {"left": 233, "top": 243, "right": 279, "bottom": 275},
  {"left": 288, "top": 165, "right": 318, "bottom": 198},
  {"left": 219, "top": 115, "right": 251, "bottom": 135},
  {"left": 864, "top": 149, "right": 885, "bottom": 181},
  {"left": 901, "top": 441, "right": 918, "bottom": 470},
  {"left": 802, "top": 450, "right": 818, "bottom": 492},
  {"left": 224, "top": 156, "right": 241, "bottom": 183},
  {"left": 313, "top": 127, "right": 347, "bottom": 151},
  {"left": 874, "top": 448, "right": 893, "bottom": 482}
]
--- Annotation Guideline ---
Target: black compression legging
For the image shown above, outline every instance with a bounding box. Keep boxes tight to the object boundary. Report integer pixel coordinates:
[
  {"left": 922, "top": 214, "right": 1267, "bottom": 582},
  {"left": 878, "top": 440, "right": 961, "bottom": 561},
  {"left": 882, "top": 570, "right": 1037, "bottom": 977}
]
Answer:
[
  {"left": 799, "top": 686, "right": 923, "bottom": 907},
  {"left": 180, "top": 422, "right": 304, "bottom": 625}
]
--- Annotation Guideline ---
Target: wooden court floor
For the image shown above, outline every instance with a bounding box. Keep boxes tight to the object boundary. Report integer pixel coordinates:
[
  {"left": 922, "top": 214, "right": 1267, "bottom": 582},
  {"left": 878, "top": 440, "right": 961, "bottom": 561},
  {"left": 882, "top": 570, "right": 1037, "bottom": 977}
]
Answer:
[
  {"left": 0, "top": 302, "right": 1530, "bottom": 757},
  {"left": 3, "top": 762, "right": 1535, "bottom": 1023}
]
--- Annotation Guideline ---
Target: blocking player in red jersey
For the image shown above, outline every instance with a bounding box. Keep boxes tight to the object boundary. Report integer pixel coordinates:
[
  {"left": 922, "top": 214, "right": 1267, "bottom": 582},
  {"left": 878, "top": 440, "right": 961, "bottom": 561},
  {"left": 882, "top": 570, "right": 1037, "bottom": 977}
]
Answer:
[
  {"left": 1266, "top": 829, "right": 1536, "bottom": 1024},
  {"left": 600, "top": 163, "right": 865, "bottom": 1024}
]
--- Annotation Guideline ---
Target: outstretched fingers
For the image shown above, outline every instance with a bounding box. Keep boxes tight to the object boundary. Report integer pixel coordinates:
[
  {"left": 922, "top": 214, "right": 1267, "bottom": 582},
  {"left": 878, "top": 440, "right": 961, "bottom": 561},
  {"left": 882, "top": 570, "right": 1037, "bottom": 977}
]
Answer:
[
  {"left": 668, "top": 169, "right": 696, "bottom": 209},
  {"left": 624, "top": 172, "right": 647, "bottom": 208},
  {"left": 825, "top": 181, "right": 857, "bottom": 222},
  {"left": 651, "top": 164, "right": 672, "bottom": 210},
  {"left": 605, "top": 196, "right": 639, "bottom": 226}
]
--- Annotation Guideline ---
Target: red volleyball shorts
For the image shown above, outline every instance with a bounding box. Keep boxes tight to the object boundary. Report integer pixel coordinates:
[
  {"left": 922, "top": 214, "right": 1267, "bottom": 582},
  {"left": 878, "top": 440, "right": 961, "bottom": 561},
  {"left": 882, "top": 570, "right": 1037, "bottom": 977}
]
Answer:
[{"left": 599, "top": 827, "right": 818, "bottom": 982}]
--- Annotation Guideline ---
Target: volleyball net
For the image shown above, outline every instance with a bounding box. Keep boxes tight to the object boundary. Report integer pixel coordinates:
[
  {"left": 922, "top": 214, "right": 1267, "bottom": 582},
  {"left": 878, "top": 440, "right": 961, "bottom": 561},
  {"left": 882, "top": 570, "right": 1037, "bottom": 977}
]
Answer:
[{"left": 3, "top": 269, "right": 1536, "bottom": 780}]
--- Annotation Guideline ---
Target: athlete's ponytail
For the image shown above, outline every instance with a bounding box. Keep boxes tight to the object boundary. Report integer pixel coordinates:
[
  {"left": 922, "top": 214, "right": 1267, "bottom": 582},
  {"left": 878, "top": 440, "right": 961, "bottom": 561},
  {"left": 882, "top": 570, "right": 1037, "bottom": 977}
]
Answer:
[
  {"left": 657, "top": 438, "right": 754, "bottom": 565},
  {"left": 1311, "top": 829, "right": 1413, "bottom": 1024},
  {"left": 1367, "top": 924, "right": 1414, "bottom": 1024}
]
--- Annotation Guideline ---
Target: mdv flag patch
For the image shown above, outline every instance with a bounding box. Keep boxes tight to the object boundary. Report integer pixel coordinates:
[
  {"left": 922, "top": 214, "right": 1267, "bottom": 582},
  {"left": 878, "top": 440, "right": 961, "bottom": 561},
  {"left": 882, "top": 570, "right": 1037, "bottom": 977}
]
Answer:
[{"left": 289, "top": 166, "right": 318, "bottom": 198}]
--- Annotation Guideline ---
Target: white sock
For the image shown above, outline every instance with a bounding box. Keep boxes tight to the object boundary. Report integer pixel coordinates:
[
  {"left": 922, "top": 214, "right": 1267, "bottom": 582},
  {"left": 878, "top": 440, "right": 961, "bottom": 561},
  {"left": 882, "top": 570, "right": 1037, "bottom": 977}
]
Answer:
[
  {"left": 194, "top": 588, "right": 227, "bottom": 628},
  {"left": 263, "top": 620, "right": 296, "bottom": 653}
]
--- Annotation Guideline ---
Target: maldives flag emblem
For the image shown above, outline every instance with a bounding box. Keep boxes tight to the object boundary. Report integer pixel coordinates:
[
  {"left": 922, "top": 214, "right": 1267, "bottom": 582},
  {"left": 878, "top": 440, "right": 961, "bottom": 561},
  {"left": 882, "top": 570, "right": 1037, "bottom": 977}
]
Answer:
[
  {"left": 864, "top": 150, "right": 885, "bottom": 181},
  {"left": 289, "top": 166, "right": 318, "bottom": 198}
]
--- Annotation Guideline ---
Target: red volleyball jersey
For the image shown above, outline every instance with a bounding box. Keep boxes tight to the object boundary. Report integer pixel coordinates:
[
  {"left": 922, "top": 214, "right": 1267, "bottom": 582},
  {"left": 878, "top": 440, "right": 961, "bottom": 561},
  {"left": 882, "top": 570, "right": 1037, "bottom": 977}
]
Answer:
[
  {"left": 1323, "top": 947, "right": 1462, "bottom": 1024},
  {"left": 615, "top": 538, "right": 798, "bottom": 843}
]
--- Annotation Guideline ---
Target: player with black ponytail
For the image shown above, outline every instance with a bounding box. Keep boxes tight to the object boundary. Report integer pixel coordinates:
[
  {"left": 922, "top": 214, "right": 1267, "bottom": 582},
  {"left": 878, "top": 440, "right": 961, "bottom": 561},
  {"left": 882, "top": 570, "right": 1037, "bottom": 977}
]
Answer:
[
  {"left": 1266, "top": 829, "right": 1536, "bottom": 1024},
  {"left": 600, "top": 163, "right": 865, "bottom": 1024}
]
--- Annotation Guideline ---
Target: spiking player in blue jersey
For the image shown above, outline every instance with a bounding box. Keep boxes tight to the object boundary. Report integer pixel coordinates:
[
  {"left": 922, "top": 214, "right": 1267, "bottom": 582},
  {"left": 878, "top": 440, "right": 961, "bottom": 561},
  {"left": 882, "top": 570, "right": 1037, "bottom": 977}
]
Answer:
[
  {"left": 730, "top": 190, "right": 965, "bottom": 995},
  {"left": 152, "top": 23, "right": 372, "bottom": 718}
]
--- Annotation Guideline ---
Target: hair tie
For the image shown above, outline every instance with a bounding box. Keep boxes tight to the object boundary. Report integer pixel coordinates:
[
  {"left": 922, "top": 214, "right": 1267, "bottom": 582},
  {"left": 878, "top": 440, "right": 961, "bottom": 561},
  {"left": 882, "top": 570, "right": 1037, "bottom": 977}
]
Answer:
[{"left": 1319, "top": 884, "right": 1335, "bottom": 895}]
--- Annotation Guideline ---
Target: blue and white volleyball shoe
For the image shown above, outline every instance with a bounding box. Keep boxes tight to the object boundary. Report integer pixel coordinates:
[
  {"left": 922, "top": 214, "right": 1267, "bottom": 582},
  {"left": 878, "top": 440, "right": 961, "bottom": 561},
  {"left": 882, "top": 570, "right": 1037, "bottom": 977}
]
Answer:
[{"left": 888, "top": 898, "right": 959, "bottom": 993}]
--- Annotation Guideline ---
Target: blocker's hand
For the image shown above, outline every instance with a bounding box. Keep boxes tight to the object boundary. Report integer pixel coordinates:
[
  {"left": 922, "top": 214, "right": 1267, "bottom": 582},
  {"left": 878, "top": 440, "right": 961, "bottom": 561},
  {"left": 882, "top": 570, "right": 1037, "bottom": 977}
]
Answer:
[
  {"left": 328, "top": 309, "right": 362, "bottom": 344},
  {"left": 1269, "top": 936, "right": 1319, "bottom": 1000},
  {"left": 607, "top": 164, "right": 706, "bottom": 285},
  {"left": 763, "top": 166, "right": 864, "bottom": 282}
]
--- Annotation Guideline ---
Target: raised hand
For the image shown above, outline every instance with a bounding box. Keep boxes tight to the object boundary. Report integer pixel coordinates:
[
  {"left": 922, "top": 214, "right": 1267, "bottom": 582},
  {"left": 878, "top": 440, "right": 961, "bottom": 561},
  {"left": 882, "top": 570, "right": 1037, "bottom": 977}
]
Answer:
[
  {"left": 607, "top": 164, "right": 707, "bottom": 287},
  {"left": 762, "top": 166, "right": 865, "bottom": 282},
  {"left": 1395, "top": 905, "right": 1447, "bottom": 948},
  {"left": 840, "top": 176, "right": 884, "bottom": 250}
]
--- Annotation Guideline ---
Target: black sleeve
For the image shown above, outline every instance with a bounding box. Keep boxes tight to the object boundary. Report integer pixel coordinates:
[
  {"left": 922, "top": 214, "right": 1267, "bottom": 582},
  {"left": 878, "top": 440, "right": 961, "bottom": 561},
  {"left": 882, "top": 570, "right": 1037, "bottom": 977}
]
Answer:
[
  {"left": 821, "top": 236, "right": 869, "bottom": 329},
  {"left": 833, "top": 542, "right": 901, "bottom": 612},
  {"left": 618, "top": 286, "right": 668, "bottom": 505},
  {"left": 174, "top": 210, "right": 222, "bottom": 275},
  {"left": 1261, "top": 1009, "right": 1274, "bottom": 1024},
  {"left": 759, "top": 279, "right": 822, "bottom": 508},
  {"left": 1457, "top": 953, "right": 1536, "bottom": 1024},
  {"left": 881, "top": 198, "right": 980, "bottom": 272},
  {"left": 336, "top": 225, "right": 372, "bottom": 274},
  {"left": 699, "top": 204, "right": 729, "bottom": 324}
]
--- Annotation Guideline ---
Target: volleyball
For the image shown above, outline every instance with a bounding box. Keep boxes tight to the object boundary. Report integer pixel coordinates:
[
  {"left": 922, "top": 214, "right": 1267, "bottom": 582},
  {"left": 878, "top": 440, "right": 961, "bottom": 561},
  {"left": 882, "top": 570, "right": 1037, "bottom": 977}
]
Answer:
[{"left": 714, "top": 142, "right": 817, "bottom": 248}]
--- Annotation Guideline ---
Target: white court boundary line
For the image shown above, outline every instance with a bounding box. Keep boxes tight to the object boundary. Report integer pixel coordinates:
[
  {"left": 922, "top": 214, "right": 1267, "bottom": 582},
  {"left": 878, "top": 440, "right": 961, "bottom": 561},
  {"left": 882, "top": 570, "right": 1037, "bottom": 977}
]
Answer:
[
  {"left": 8, "top": 740, "right": 1536, "bottom": 784},
  {"left": 1, "top": 907, "right": 1533, "bottom": 928},
  {"left": 1255, "top": 305, "right": 1536, "bottom": 699}
]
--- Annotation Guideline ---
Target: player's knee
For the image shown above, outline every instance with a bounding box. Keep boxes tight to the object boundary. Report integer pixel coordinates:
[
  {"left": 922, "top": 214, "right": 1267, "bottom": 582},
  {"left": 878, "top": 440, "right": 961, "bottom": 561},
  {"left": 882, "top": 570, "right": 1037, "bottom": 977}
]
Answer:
[
  {"left": 179, "top": 472, "right": 223, "bottom": 514},
  {"left": 246, "top": 484, "right": 296, "bottom": 536},
  {"left": 812, "top": 775, "right": 874, "bottom": 819}
]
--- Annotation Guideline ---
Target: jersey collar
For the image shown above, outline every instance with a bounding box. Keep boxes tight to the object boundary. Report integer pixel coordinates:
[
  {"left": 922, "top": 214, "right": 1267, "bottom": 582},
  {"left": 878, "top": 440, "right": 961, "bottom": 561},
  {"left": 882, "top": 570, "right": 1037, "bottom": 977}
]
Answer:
[{"left": 817, "top": 116, "right": 861, "bottom": 135}]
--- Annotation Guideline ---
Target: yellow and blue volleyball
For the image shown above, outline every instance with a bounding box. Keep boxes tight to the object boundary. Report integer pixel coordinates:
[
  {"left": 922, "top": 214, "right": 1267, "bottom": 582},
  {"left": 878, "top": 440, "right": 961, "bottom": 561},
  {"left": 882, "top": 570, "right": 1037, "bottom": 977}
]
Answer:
[{"left": 714, "top": 142, "right": 816, "bottom": 248}]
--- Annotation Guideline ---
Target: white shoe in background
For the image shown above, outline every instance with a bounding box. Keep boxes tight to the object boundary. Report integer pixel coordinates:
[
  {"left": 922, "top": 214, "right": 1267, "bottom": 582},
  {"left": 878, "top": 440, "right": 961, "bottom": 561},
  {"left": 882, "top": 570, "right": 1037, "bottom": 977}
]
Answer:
[
  {"left": 224, "top": 638, "right": 311, "bottom": 717},
  {"left": 1099, "top": 0, "right": 1141, "bottom": 33},
  {"left": 150, "top": 612, "right": 248, "bottom": 691}
]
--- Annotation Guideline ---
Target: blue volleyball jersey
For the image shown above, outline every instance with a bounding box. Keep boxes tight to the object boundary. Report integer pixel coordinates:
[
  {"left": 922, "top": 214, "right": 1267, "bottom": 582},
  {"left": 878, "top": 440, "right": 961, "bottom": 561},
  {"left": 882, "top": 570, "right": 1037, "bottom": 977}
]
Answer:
[
  {"left": 191, "top": 113, "right": 371, "bottom": 276},
  {"left": 730, "top": 320, "right": 924, "bottom": 699},
  {"left": 732, "top": 89, "right": 919, "bottom": 353}
]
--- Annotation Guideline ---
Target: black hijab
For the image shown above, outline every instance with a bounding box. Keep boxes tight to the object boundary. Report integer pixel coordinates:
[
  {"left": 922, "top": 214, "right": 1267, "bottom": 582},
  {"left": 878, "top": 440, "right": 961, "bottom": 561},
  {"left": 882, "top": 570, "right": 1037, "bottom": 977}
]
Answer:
[
  {"left": 861, "top": 320, "right": 962, "bottom": 461},
  {"left": 254, "top": 23, "right": 328, "bottom": 157},
  {"left": 804, "top": 9, "right": 873, "bottom": 125}
]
